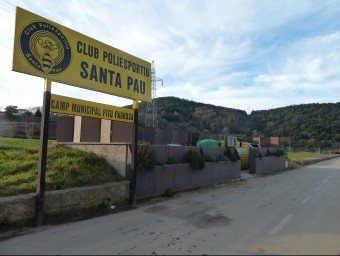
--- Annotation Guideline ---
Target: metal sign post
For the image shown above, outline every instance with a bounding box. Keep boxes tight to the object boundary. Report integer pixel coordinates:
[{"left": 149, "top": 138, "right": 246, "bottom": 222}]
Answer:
[
  {"left": 36, "top": 78, "right": 51, "bottom": 226},
  {"left": 130, "top": 99, "right": 139, "bottom": 207}
]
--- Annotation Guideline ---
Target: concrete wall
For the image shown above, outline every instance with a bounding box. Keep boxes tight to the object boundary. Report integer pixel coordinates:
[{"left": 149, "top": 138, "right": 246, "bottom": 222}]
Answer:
[
  {"left": 250, "top": 156, "right": 286, "bottom": 174},
  {"left": 135, "top": 144, "right": 240, "bottom": 199},
  {"left": 253, "top": 137, "right": 279, "bottom": 147},
  {"left": 136, "top": 161, "right": 241, "bottom": 199},
  {"left": 57, "top": 117, "right": 134, "bottom": 144},
  {"left": 100, "top": 119, "right": 111, "bottom": 143},
  {"left": 149, "top": 145, "right": 226, "bottom": 164},
  {"left": 73, "top": 116, "right": 82, "bottom": 142},
  {"left": 249, "top": 147, "right": 286, "bottom": 174},
  {"left": 111, "top": 121, "right": 133, "bottom": 143},
  {"left": 62, "top": 143, "right": 132, "bottom": 178},
  {"left": 56, "top": 116, "right": 74, "bottom": 142},
  {"left": 270, "top": 137, "right": 279, "bottom": 147},
  {"left": 81, "top": 117, "right": 101, "bottom": 142},
  {"left": 0, "top": 181, "right": 130, "bottom": 227}
]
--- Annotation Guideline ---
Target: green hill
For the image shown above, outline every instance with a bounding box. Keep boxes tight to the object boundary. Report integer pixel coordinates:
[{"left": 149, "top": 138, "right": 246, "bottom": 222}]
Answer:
[{"left": 135, "top": 97, "right": 340, "bottom": 148}]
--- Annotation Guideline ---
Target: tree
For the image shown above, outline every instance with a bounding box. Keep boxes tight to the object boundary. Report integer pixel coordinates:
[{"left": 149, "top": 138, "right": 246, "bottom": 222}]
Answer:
[
  {"left": 4, "top": 105, "right": 18, "bottom": 118},
  {"left": 23, "top": 115, "right": 37, "bottom": 139},
  {"left": 23, "top": 111, "right": 33, "bottom": 117},
  {"left": 34, "top": 109, "right": 42, "bottom": 118}
]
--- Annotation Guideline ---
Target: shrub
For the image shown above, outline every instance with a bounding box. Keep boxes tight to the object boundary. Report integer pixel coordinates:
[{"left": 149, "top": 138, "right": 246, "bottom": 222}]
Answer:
[
  {"left": 186, "top": 149, "right": 205, "bottom": 170},
  {"left": 225, "top": 147, "right": 239, "bottom": 162},
  {"left": 136, "top": 144, "right": 157, "bottom": 171},
  {"left": 253, "top": 150, "right": 263, "bottom": 159},
  {"left": 263, "top": 148, "right": 286, "bottom": 158},
  {"left": 276, "top": 148, "right": 287, "bottom": 157}
]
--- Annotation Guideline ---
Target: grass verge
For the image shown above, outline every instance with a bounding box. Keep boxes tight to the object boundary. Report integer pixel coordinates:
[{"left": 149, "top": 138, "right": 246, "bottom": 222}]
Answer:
[
  {"left": 287, "top": 152, "right": 338, "bottom": 161},
  {"left": 0, "top": 137, "right": 124, "bottom": 197}
]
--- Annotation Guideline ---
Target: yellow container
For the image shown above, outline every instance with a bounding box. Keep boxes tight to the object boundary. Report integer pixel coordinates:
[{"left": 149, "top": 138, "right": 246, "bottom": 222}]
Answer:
[{"left": 236, "top": 141, "right": 249, "bottom": 170}]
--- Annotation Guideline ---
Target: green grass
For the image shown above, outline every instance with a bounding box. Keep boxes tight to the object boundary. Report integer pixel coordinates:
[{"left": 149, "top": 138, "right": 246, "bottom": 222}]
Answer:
[
  {"left": 0, "top": 137, "right": 124, "bottom": 197},
  {"left": 0, "top": 137, "right": 54, "bottom": 150},
  {"left": 287, "top": 152, "right": 338, "bottom": 161}
]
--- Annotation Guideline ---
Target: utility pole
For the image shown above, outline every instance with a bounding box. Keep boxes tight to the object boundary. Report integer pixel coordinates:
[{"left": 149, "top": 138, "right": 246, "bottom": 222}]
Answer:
[{"left": 145, "top": 61, "right": 163, "bottom": 128}]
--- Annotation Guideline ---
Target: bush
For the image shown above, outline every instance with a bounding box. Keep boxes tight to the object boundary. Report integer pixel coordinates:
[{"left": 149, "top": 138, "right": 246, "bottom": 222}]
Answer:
[
  {"left": 276, "top": 148, "right": 287, "bottom": 157},
  {"left": 225, "top": 147, "right": 239, "bottom": 162},
  {"left": 186, "top": 149, "right": 205, "bottom": 170},
  {"left": 253, "top": 150, "right": 263, "bottom": 159},
  {"left": 136, "top": 144, "right": 157, "bottom": 171},
  {"left": 264, "top": 148, "right": 287, "bottom": 158}
]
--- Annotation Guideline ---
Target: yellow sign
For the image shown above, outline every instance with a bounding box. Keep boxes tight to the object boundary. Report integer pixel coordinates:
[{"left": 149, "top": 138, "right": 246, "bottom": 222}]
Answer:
[
  {"left": 13, "top": 7, "right": 151, "bottom": 102},
  {"left": 50, "top": 94, "right": 134, "bottom": 123}
]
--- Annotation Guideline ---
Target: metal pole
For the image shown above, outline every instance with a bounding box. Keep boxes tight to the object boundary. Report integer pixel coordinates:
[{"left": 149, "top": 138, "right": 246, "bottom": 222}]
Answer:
[
  {"left": 36, "top": 78, "right": 51, "bottom": 227},
  {"left": 130, "top": 99, "right": 139, "bottom": 207}
]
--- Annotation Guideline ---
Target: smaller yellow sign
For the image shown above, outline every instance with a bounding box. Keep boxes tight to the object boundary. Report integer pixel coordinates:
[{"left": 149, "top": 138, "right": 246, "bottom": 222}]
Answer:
[{"left": 50, "top": 94, "right": 134, "bottom": 123}]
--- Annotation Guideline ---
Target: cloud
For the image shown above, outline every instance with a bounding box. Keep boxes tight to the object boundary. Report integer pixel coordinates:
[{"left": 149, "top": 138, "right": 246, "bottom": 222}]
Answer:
[{"left": 1, "top": 0, "right": 339, "bottom": 112}]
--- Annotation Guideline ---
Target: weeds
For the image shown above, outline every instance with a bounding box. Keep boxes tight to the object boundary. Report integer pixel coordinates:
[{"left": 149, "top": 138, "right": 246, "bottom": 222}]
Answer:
[{"left": 137, "top": 144, "right": 157, "bottom": 171}]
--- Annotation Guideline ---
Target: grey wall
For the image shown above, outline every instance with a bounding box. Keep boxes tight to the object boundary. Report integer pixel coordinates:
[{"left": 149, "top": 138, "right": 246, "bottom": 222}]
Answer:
[
  {"left": 136, "top": 161, "right": 241, "bottom": 199},
  {"left": 134, "top": 144, "right": 240, "bottom": 199},
  {"left": 249, "top": 147, "right": 286, "bottom": 174},
  {"left": 0, "top": 181, "right": 130, "bottom": 227}
]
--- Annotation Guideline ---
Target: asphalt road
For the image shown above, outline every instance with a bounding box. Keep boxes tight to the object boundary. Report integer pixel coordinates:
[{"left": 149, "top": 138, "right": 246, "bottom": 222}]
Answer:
[{"left": 0, "top": 157, "right": 339, "bottom": 255}]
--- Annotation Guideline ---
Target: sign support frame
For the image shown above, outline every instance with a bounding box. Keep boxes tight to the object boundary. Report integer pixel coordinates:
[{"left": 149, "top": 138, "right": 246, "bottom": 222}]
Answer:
[
  {"left": 130, "top": 100, "right": 139, "bottom": 207},
  {"left": 35, "top": 78, "right": 51, "bottom": 227}
]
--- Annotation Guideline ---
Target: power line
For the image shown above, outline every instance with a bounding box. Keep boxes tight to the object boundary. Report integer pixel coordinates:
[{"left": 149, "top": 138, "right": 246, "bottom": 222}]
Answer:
[
  {"left": 0, "top": 42, "right": 13, "bottom": 49},
  {"left": 0, "top": 0, "right": 16, "bottom": 15},
  {"left": 3, "top": 0, "right": 15, "bottom": 7},
  {"left": 0, "top": 5, "right": 14, "bottom": 15}
]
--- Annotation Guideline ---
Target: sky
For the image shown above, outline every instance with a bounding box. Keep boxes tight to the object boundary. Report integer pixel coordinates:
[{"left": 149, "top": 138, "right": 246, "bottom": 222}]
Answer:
[{"left": 0, "top": 0, "right": 340, "bottom": 114}]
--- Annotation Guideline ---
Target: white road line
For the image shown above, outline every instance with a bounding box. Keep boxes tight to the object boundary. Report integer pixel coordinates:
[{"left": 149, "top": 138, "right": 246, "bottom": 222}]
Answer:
[
  {"left": 268, "top": 214, "right": 294, "bottom": 236},
  {"left": 328, "top": 175, "right": 332, "bottom": 179},
  {"left": 315, "top": 186, "right": 321, "bottom": 191},
  {"left": 323, "top": 179, "right": 328, "bottom": 184},
  {"left": 301, "top": 195, "right": 313, "bottom": 205}
]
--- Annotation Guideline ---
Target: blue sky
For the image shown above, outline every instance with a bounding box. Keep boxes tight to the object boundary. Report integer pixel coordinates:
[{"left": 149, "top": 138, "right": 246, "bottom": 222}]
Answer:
[{"left": 0, "top": 0, "right": 339, "bottom": 113}]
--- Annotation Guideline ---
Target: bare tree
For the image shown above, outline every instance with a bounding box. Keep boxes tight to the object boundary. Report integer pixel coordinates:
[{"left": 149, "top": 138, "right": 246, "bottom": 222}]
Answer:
[{"left": 23, "top": 115, "right": 38, "bottom": 139}]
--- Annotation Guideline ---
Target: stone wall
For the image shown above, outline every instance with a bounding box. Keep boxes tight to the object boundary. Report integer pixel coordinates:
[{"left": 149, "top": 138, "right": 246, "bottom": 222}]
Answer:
[
  {"left": 62, "top": 143, "right": 132, "bottom": 178},
  {"left": 0, "top": 181, "right": 130, "bottom": 227}
]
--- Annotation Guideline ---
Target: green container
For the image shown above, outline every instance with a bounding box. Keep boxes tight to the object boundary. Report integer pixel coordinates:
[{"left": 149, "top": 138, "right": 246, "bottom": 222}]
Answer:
[{"left": 197, "top": 139, "right": 220, "bottom": 148}]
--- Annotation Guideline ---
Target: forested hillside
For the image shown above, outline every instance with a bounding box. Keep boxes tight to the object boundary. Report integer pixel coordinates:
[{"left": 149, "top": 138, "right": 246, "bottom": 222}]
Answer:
[
  {"left": 138, "top": 97, "right": 248, "bottom": 135},
  {"left": 245, "top": 103, "right": 340, "bottom": 148},
  {"left": 136, "top": 97, "right": 340, "bottom": 148}
]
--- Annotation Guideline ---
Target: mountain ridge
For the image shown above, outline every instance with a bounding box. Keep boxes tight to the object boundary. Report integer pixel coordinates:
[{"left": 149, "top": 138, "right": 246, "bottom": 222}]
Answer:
[{"left": 132, "top": 96, "right": 339, "bottom": 148}]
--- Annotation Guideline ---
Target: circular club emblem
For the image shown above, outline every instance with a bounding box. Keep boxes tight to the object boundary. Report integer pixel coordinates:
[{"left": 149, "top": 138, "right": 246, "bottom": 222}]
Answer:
[{"left": 20, "top": 21, "right": 71, "bottom": 75}]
